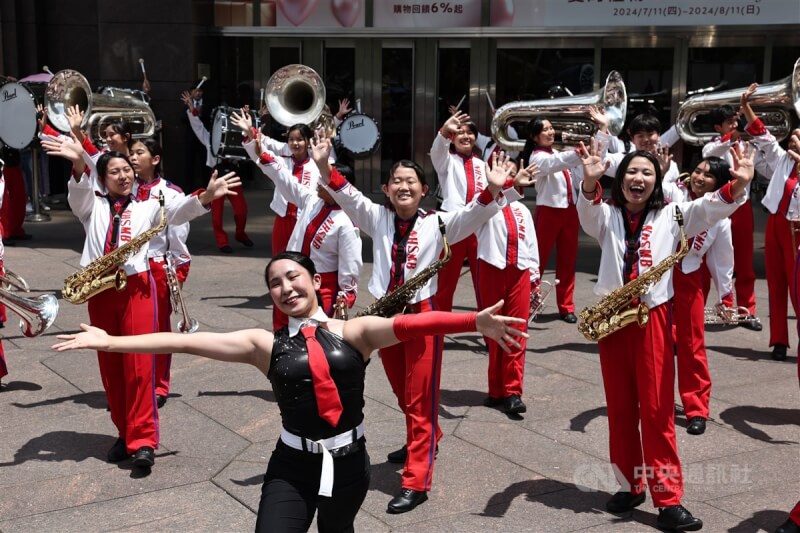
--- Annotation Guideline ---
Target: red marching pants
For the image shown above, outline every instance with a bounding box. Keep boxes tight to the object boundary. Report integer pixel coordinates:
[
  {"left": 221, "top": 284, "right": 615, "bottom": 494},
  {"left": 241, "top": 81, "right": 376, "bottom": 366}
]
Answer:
[
  {"left": 534, "top": 204, "right": 578, "bottom": 314},
  {"left": 435, "top": 234, "right": 479, "bottom": 312},
  {"left": 764, "top": 213, "right": 799, "bottom": 348},
  {"left": 1, "top": 165, "right": 26, "bottom": 238},
  {"left": 598, "top": 303, "right": 684, "bottom": 507},
  {"left": 211, "top": 191, "right": 249, "bottom": 249},
  {"left": 87, "top": 272, "right": 159, "bottom": 453},
  {"left": 672, "top": 267, "right": 712, "bottom": 420},
  {"left": 148, "top": 258, "right": 172, "bottom": 398},
  {"left": 790, "top": 501, "right": 800, "bottom": 529},
  {"left": 379, "top": 297, "right": 443, "bottom": 492},
  {"left": 0, "top": 260, "right": 7, "bottom": 378},
  {"left": 475, "top": 260, "right": 530, "bottom": 399},
  {"left": 730, "top": 200, "right": 756, "bottom": 315},
  {"left": 271, "top": 208, "right": 298, "bottom": 257}
]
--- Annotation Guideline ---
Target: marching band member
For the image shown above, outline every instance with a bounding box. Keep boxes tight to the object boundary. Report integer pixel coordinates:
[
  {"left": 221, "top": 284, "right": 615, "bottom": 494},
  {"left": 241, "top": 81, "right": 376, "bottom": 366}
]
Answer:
[
  {"left": 256, "top": 119, "right": 321, "bottom": 256},
  {"left": 474, "top": 158, "right": 539, "bottom": 415},
  {"left": 664, "top": 157, "right": 736, "bottom": 436},
  {"left": 182, "top": 91, "right": 253, "bottom": 253},
  {"left": 740, "top": 82, "right": 800, "bottom": 361},
  {"left": 233, "top": 109, "right": 361, "bottom": 331},
  {"left": 312, "top": 131, "right": 523, "bottom": 513},
  {"left": 129, "top": 138, "right": 192, "bottom": 408},
  {"left": 701, "top": 101, "right": 770, "bottom": 329},
  {"left": 430, "top": 110, "right": 487, "bottom": 311},
  {"left": 42, "top": 134, "right": 240, "bottom": 470},
  {"left": 577, "top": 139, "right": 754, "bottom": 532},
  {"left": 53, "top": 251, "right": 528, "bottom": 533},
  {"left": 0, "top": 158, "right": 8, "bottom": 387}
]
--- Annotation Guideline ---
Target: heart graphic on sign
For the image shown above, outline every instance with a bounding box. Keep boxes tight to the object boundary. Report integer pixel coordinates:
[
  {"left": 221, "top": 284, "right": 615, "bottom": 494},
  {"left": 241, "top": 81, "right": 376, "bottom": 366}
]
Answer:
[
  {"left": 278, "top": 0, "right": 319, "bottom": 26},
  {"left": 491, "top": 0, "right": 514, "bottom": 26},
  {"left": 331, "top": 0, "right": 361, "bottom": 27}
]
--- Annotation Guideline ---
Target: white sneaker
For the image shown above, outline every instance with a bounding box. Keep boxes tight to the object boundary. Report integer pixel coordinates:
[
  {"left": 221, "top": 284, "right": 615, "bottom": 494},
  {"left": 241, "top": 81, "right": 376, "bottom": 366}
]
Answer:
[
  {"left": 39, "top": 200, "right": 51, "bottom": 212},
  {"left": 25, "top": 201, "right": 33, "bottom": 214}
]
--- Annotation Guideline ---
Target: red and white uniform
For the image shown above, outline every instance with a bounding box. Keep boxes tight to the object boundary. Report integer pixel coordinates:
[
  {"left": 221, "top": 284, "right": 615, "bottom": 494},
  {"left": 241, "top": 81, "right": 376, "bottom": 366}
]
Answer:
[
  {"left": 596, "top": 130, "right": 682, "bottom": 185},
  {"left": 528, "top": 146, "right": 583, "bottom": 314},
  {"left": 430, "top": 131, "right": 488, "bottom": 311},
  {"left": 702, "top": 132, "right": 773, "bottom": 316},
  {"left": 325, "top": 166, "right": 519, "bottom": 492},
  {"left": 577, "top": 180, "right": 744, "bottom": 506},
  {"left": 747, "top": 119, "right": 800, "bottom": 350},
  {"left": 132, "top": 177, "right": 192, "bottom": 400},
  {"left": 0, "top": 168, "right": 7, "bottom": 379},
  {"left": 605, "top": 124, "right": 680, "bottom": 155},
  {"left": 258, "top": 135, "right": 320, "bottom": 256},
  {"left": 186, "top": 109, "right": 250, "bottom": 249},
  {"left": 245, "top": 141, "right": 361, "bottom": 331},
  {"left": 68, "top": 170, "right": 209, "bottom": 454},
  {"left": 474, "top": 199, "right": 538, "bottom": 400}
]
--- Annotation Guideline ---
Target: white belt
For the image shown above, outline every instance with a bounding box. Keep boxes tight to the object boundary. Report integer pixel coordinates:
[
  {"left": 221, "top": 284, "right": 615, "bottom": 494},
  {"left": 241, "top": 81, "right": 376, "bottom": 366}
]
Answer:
[{"left": 279, "top": 422, "right": 365, "bottom": 497}]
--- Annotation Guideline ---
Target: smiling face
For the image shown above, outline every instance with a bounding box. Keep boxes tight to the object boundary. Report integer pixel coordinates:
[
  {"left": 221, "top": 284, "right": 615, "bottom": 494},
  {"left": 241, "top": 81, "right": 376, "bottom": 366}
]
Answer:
[
  {"left": 535, "top": 120, "right": 555, "bottom": 148},
  {"left": 630, "top": 129, "right": 660, "bottom": 153},
  {"left": 453, "top": 124, "right": 476, "bottom": 155},
  {"left": 267, "top": 259, "right": 321, "bottom": 318},
  {"left": 382, "top": 166, "right": 428, "bottom": 219},
  {"left": 286, "top": 129, "right": 309, "bottom": 160},
  {"left": 622, "top": 156, "right": 657, "bottom": 213},
  {"left": 689, "top": 160, "right": 718, "bottom": 197},
  {"left": 101, "top": 157, "right": 135, "bottom": 199},
  {"left": 102, "top": 126, "right": 130, "bottom": 153}
]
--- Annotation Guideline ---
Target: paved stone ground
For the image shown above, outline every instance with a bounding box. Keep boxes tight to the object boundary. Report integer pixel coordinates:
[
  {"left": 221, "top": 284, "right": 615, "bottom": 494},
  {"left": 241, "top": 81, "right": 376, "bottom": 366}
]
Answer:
[{"left": 0, "top": 188, "right": 797, "bottom": 532}]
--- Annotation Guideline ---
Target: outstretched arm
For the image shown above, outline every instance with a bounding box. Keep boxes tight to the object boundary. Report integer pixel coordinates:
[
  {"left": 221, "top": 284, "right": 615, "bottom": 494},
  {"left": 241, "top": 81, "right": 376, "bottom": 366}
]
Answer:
[{"left": 53, "top": 324, "right": 274, "bottom": 376}]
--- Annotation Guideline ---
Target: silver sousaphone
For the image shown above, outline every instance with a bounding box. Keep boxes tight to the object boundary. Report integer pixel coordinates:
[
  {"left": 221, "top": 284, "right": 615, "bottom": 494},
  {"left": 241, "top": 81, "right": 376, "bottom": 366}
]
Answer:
[{"left": 264, "top": 64, "right": 334, "bottom": 136}]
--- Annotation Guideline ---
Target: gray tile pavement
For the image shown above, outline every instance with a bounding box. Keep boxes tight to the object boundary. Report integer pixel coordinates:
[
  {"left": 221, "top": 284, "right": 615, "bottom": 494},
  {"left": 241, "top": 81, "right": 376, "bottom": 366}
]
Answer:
[{"left": 0, "top": 189, "right": 796, "bottom": 532}]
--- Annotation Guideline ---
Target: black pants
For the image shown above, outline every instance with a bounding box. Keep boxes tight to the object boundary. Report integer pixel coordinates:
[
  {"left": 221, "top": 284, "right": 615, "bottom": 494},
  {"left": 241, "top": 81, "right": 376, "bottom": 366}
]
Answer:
[{"left": 255, "top": 439, "right": 370, "bottom": 533}]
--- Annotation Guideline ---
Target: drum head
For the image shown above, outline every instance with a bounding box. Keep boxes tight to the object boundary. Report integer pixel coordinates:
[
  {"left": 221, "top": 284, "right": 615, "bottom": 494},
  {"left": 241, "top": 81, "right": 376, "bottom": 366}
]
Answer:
[
  {"left": 336, "top": 113, "right": 380, "bottom": 159},
  {"left": 0, "top": 82, "right": 38, "bottom": 149},
  {"left": 210, "top": 108, "right": 227, "bottom": 157}
]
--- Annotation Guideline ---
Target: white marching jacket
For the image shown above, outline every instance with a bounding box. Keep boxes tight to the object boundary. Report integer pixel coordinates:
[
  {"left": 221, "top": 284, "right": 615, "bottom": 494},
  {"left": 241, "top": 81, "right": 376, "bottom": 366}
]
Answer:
[
  {"left": 68, "top": 172, "right": 209, "bottom": 276},
  {"left": 474, "top": 199, "right": 540, "bottom": 281},
  {"left": 186, "top": 109, "right": 218, "bottom": 169},
  {"left": 528, "top": 147, "right": 583, "bottom": 208},
  {"left": 430, "top": 132, "right": 488, "bottom": 212},
  {"left": 259, "top": 135, "right": 320, "bottom": 218},
  {"left": 132, "top": 177, "right": 192, "bottom": 265},
  {"left": 323, "top": 169, "right": 521, "bottom": 303},
  {"left": 244, "top": 141, "right": 362, "bottom": 303},
  {"left": 744, "top": 119, "right": 799, "bottom": 218},
  {"left": 577, "top": 182, "right": 745, "bottom": 308},
  {"left": 596, "top": 130, "right": 681, "bottom": 184}
]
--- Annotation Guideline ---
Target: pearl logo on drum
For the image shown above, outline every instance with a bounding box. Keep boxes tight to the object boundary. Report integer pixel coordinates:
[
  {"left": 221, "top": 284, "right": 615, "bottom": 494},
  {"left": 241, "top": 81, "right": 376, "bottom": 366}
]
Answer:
[
  {"left": 346, "top": 118, "right": 365, "bottom": 130},
  {"left": 2, "top": 87, "right": 17, "bottom": 102}
]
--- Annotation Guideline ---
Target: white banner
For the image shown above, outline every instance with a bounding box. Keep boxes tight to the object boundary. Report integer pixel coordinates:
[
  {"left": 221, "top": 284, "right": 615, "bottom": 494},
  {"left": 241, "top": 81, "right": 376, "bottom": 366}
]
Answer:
[
  {"left": 373, "top": 0, "right": 482, "bottom": 28},
  {"left": 490, "top": 0, "right": 800, "bottom": 27}
]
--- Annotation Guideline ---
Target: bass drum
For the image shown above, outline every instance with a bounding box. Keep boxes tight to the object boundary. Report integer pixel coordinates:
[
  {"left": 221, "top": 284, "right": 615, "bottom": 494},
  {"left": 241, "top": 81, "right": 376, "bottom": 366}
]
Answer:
[
  {"left": 0, "top": 82, "right": 38, "bottom": 149},
  {"left": 210, "top": 106, "right": 258, "bottom": 160},
  {"left": 335, "top": 113, "right": 380, "bottom": 160}
]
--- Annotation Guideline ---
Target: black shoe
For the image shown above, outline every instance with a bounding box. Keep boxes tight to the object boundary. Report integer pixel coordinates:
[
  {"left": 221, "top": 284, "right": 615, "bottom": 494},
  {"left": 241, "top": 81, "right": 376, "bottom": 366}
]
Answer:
[
  {"left": 503, "top": 394, "right": 527, "bottom": 414},
  {"left": 739, "top": 317, "right": 762, "bottom": 331},
  {"left": 7, "top": 233, "right": 32, "bottom": 242},
  {"left": 606, "top": 491, "right": 646, "bottom": 513},
  {"left": 387, "top": 445, "right": 407, "bottom": 463},
  {"left": 483, "top": 396, "right": 503, "bottom": 407},
  {"left": 657, "top": 505, "right": 702, "bottom": 531},
  {"left": 219, "top": 245, "right": 233, "bottom": 254},
  {"left": 236, "top": 237, "right": 254, "bottom": 247},
  {"left": 387, "top": 488, "right": 428, "bottom": 514},
  {"left": 561, "top": 312, "right": 578, "bottom": 323},
  {"left": 772, "top": 344, "right": 788, "bottom": 361},
  {"left": 107, "top": 438, "right": 130, "bottom": 462},
  {"left": 132, "top": 446, "right": 155, "bottom": 468},
  {"left": 156, "top": 394, "right": 167, "bottom": 409},
  {"left": 776, "top": 518, "right": 800, "bottom": 533},
  {"left": 686, "top": 417, "right": 706, "bottom": 435}
]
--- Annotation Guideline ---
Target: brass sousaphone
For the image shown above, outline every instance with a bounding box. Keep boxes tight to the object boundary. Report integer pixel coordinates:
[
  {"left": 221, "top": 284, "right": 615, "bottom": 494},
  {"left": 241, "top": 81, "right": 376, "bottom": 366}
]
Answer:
[{"left": 264, "top": 64, "right": 333, "bottom": 134}]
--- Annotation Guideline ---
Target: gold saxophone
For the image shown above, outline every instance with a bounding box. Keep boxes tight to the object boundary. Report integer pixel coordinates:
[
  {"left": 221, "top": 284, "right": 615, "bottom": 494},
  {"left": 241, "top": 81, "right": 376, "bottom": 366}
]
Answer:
[
  {"left": 63, "top": 194, "right": 167, "bottom": 304},
  {"left": 357, "top": 217, "right": 450, "bottom": 318},
  {"left": 577, "top": 205, "right": 689, "bottom": 342}
]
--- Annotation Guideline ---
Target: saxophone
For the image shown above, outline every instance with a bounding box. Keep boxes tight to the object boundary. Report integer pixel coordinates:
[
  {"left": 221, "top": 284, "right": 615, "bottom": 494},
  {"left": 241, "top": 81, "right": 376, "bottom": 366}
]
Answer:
[
  {"left": 357, "top": 217, "right": 451, "bottom": 318},
  {"left": 63, "top": 194, "right": 167, "bottom": 304},
  {"left": 577, "top": 205, "right": 689, "bottom": 342}
]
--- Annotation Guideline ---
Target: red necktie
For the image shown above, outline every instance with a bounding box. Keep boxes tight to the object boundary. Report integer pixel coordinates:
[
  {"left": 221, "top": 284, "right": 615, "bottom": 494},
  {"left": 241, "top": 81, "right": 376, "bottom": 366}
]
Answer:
[{"left": 300, "top": 325, "right": 343, "bottom": 427}]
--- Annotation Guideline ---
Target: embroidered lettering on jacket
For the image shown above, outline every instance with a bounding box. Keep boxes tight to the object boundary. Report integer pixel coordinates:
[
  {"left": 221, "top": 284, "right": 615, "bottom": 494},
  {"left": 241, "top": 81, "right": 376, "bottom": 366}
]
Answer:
[
  {"left": 312, "top": 217, "right": 335, "bottom": 249},
  {"left": 406, "top": 231, "right": 419, "bottom": 270},
  {"left": 513, "top": 206, "right": 526, "bottom": 241},
  {"left": 119, "top": 209, "right": 133, "bottom": 243},
  {"left": 693, "top": 230, "right": 708, "bottom": 251},
  {"left": 639, "top": 225, "right": 653, "bottom": 267}
]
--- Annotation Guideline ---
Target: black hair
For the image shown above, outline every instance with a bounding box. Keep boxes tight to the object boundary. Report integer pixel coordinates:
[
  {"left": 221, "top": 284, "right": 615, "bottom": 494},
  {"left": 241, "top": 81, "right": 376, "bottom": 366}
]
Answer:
[
  {"left": 386, "top": 159, "right": 426, "bottom": 186},
  {"left": 265, "top": 251, "right": 317, "bottom": 286},
  {"left": 333, "top": 162, "right": 355, "bottom": 184},
  {"left": 628, "top": 114, "right": 662, "bottom": 136},
  {"left": 103, "top": 121, "right": 133, "bottom": 149},
  {"left": 708, "top": 105, "right": 737, "bottom": 127},
  {"left": 96, "top": 151, "right": 133, "bottom": 179},
  {"left": 131, "top": 137, "right": 163, "bottom": 176},
  {"left": 692, "top": 156, "right": 731, "bottom": 191},
  {"left": 610, "top": 150, "right": 667, "bottom": 211},
  {"left": 519, "top": 118, "right": 548, "bottom": 167},
  {"left": 287, "top": 123, "right": 313, "bottom": 142}
]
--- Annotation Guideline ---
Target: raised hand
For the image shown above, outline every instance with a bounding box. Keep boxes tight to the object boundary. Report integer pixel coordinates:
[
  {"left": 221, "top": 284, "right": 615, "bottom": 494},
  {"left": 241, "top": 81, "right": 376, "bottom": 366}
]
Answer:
[
  {"left": 310, "top": 130, "right": 333, "bottom": 169},
  {"left": 53, "top": 323, "right": 110, "bottom": 352},
  {"left": 486, "top": 151, "right": 513, "bottom": 193},
  {"left": 41, "top": 132, "right": 84, "bottom": 163},
  {"left": 655, "top": 143, "right": 672, "bottom": 176},
  {"left": 442, "top": 110, "right": 471, "bottom": 136},
  {"left": 588, "top": 105, "right": 609, "bottom": 133},
  {"left": 230, "top": 108, "right": 253, "bottom": 134},
  {"left": 728, "top": 142, "right": 756, "bottom": 197},
  {"left": 578, "top": 138, "right": 610, "bottom": 186},
  {"left": 180, "top": 90, "right": 196, "bottom": 113},
  {"left": 199, "top": 171, "right": 242, "bottom": 206},
  {"left": 476, "top": 300, "right": 529, "bottom": 353},
  {"left": 740, "top": 82, "right": 758, "bottom": 107},
  {"left": 36, "top": 104, "right": 47, "bottom": 133},
  {"left": 336, "top": 98, "right": 352, "bottom": 120},
  {"left": 514, "top": 160, "right": 539, "bottom": 187}
]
